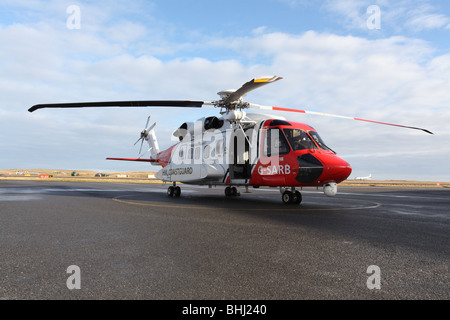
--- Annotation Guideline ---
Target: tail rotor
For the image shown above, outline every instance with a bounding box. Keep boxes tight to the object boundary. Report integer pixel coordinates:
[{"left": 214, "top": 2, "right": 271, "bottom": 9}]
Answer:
[{"left": 134, "top": 116, "right": 157, "bottom": 156}]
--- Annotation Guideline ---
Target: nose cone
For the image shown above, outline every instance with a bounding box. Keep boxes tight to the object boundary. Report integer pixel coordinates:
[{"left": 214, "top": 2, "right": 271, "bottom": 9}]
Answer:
[
  {"left": 318, "top": 153, "right": 351, "bottom": 183},
  {"left": 295, "top": 152, "right": 352, "bottom": 185},
  {"left": 330, "top": 156, "right": 352, "bottom": 183}
]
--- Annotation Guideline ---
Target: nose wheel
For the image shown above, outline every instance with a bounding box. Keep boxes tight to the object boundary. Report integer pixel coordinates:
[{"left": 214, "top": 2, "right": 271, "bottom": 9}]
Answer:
[{"left": 282, "top": 190, "right": 302, "bottom": 205}]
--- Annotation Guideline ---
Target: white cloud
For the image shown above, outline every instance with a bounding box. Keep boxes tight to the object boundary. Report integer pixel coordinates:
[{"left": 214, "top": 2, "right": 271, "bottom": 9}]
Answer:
[
  {"left": 405, "top": 13, "right": 450, "bottom": 31},
  {"left": 323, "top": 0, "right": 450, "bottom": 33},
  {"left": 323, "top": 0, "right": 369, "bottom": 29}
]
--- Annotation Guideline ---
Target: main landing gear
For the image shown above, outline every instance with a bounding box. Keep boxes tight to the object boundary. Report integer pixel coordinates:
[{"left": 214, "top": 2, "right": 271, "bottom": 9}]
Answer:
[
  {"left": 281, "top": 188, "right": 302, "bottom": 205},
  {"left": 167, "top": 183, "right": 181, "bottom": 198},
  {"left": 224, "top": 186, "right": 240, "bottom": 197}
]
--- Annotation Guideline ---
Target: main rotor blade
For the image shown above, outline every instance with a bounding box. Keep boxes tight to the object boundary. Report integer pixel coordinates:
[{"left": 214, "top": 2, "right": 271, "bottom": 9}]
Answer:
[
  {"left": 250, "top": 104, "right": 434, "bottom": 134},
  {"left": 223, "top": 76, "right": 283, "bottom": 105},
  {"left": 28, "top": 100, "right": 204, "bottom": 112}
]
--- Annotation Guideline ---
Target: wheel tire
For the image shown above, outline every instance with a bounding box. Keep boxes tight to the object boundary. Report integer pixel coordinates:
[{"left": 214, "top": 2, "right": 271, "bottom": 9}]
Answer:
[
  {"left": 293, "top": 191, "right": 302, "bottom": 204},
  {"left": 282, "top": 191, "right": 293, "bottom": 204},
  {"left": 225, "top": 186, "right": 232, "bottom": 197},
  {"left": 167, "top": 186, "right": 174, "bottom": 197},
  {"left": 173, "top": 186, "right": 181, "bottom": 198},
  {"left": 231, "top": 187, "right": 237, "bottom": 196}
]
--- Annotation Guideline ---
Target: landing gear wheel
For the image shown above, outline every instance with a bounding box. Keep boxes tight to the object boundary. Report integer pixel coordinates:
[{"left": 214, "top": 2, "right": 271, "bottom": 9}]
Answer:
[
  {"left": 293, "top": 191, "right": 302, "bottom": 204},
  {"left": 225, "top": 186, "right": 239, "bottom": 197},
  {"left": 167, "top": 186, "right": 174, "bottom": 197},
  {"left": 282, "top": 190, "right": 302, "bottom": 205},
  {"left": 282, "top": 191, "right": 293, "bottom": 204},
  {"left": 173, "top": 186, "right": 181, "bottom": 198}
]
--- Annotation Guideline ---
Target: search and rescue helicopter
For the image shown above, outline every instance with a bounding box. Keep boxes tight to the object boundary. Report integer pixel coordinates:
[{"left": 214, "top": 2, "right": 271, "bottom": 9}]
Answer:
[{"left": 28, "top": 76, "right": 433, "bottom": 204}]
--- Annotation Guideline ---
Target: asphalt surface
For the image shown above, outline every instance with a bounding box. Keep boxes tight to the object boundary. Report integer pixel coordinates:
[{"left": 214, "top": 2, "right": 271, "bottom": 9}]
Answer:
[{"left": 0, "top": 180, "right": 448, "bottom": 300}]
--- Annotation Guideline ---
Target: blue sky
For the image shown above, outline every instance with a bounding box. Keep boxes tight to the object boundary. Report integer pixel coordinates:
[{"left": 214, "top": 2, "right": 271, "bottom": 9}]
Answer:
[{"left": 1, "top": 0, "right": 450, "bottom": 181}]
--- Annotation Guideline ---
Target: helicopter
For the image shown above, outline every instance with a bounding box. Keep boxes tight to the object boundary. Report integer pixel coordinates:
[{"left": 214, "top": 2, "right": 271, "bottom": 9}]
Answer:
[{"left": 28, "top": 76, "right": 433, "bottom": 204}]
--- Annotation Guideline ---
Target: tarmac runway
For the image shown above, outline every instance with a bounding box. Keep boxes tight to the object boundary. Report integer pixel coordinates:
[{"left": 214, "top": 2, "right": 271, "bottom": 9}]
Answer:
[{"left": 0, "top": 180, "right": 448, "bottom": 300}]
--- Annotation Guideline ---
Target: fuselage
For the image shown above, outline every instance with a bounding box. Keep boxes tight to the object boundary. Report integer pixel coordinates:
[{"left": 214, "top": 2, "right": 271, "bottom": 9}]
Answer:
[{"left": 154, "top": 114, "right": 352, "bottom": 188}]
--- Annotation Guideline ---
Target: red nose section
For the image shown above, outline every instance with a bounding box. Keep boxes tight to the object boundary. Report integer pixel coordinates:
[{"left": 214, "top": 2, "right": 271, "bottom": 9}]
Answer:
[
  {"left": 294, "top": 152, "right": 352, "bottom": 185},
  {"left": 327, "top": 156, "right": 352, "bottom": 183}
]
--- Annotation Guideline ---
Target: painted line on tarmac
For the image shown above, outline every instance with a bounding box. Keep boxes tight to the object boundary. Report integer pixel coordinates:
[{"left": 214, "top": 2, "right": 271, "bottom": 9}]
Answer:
[{"left": 112, "top": 194, "right": 382, "bottom": 212}]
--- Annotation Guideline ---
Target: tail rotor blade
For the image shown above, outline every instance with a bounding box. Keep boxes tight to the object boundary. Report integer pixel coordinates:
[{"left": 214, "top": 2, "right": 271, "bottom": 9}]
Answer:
[
  {"left": 146, "top": 122, "right": 156, "bottom": 132},
  {"left": 138, "top": 147, "right": 152, "bottom": 159},
  {"left": 144, "top": 116, "right": 151, "bottom": 130},
  {"left": 139, "top": 139, "right": 144, "bottom": 154},
  {"left": 134, "top": 137, "right": 142, "bottom": 146}
]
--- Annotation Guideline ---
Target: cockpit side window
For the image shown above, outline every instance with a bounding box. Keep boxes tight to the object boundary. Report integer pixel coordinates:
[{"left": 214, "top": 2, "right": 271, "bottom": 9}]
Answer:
[
  {"left": 283, "top": 128, "right": 317, "bottom": 151},
  {"left": 263, "top": 128, "right": 290, "bottom": 157}
]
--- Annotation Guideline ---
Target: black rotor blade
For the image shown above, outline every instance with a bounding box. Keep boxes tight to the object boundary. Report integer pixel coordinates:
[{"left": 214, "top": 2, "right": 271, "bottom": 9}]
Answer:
[{"left": 28, "top": 100, "right": 204, "bottom": 112}]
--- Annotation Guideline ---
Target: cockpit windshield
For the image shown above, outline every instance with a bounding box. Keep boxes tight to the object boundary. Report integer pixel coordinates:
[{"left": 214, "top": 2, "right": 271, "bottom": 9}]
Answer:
[
  {"left": 283, "top": 128, "right": 317, "bottom": 151},
  {"left": 308, "top": 131, "right": 335, "bottom": 153},
  {"left": 283, "top": 128, "right": 335, "bottom": 153}
]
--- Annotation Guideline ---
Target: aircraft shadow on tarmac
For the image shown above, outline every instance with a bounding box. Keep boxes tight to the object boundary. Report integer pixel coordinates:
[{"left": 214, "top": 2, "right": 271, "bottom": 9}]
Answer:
[
  {"left": 0, "top": 180, "right": 382, "bottom": 215},
  {"left": 114, "top": 189, "right": 379, "bottom": 213}
]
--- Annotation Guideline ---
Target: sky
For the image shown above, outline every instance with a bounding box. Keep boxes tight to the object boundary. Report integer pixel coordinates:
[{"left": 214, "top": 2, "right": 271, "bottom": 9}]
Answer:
[{"left": 1, "top": 0, "right": 449, "bottom": 181}]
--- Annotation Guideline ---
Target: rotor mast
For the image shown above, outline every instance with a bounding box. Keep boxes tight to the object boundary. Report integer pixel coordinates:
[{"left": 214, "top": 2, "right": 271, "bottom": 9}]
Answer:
[{"left": 209, "top": 76, "right": 283, "bottom": 113}]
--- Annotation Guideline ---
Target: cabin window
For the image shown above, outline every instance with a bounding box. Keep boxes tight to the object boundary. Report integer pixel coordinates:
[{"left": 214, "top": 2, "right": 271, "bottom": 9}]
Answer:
[
  {"left": 215, "top": 140, "right": 222, "bottom": 156},
  {"left": 283, "top": 128, "right": 317, "bottom": 151},
  {"left": 179, "top": 146, "right": 185, "bottom": 159},
  {"left": 263, "top": 128, "right": 290, "bottom": 157},
  {"left": 194, "top": 147, "right": 201, "bottom": 160},
  {"left": 204, "top": 145, "right": 210, "bottom": 159}
]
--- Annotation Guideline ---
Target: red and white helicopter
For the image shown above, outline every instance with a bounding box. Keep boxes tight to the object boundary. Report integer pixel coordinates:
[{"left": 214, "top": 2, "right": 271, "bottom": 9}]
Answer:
[{"left": 29, "top": 76, "right": 432, "bottom": 204}]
